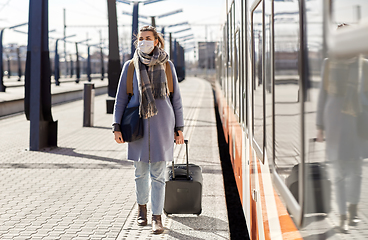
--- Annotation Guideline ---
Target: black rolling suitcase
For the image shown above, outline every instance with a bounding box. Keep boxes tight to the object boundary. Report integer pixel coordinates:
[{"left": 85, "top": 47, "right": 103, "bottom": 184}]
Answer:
[
  {"left": 164, "top": 140, "right": 203, "bottom": 215},
  {"left": 285, "top": 138, "right": 331, "bottom": 214}
]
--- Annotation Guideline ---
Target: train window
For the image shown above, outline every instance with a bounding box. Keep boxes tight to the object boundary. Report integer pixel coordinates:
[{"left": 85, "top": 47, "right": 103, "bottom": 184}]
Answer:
[
  {"left": 235, "top": 30, "right": 240, "bottom": 119},
  {"left": 273, "top": 0, "right": 302, "bottom": 213},
  {"left": 241, "top": 0, "right": 247, "bottom": 127},
  {"left": 252, "top": 1, "right": 264, "bottom": 157},
  {"left": 226, "top": 15, "right": 230, "bottom": 68},
  {"left": 234, "top": 0, "right": 242, "bottom": 123},
  {"left": 228, "top": 9, "right": 233, "bottom": 108},
  {"left": 231, "top": 4, "right": 236, "bottom": 112},
  {"left": 273, "top": 1, "right": 300, "bottom": 168},
  {"left": 223, "top": 19, "right": 227, "bottom": 98}
]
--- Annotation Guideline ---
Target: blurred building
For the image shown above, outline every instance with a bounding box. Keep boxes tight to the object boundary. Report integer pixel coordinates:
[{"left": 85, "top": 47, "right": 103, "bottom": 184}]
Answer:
[{"left": 198, "top": 42, "right": 217, "bottom": 69}]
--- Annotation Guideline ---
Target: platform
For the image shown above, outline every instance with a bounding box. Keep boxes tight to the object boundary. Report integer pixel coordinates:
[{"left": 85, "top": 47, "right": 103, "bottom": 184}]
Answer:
[
  {"left": 0, "top": 77, "right": 230, "bottom": 239},
  {"left": 0, "top": 74, "right": 108, "bottom": 117}
]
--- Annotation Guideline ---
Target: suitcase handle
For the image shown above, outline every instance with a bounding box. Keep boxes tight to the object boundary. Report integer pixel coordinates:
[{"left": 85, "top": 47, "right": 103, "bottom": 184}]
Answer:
[{"left": 172, "top": 140, "right": 189, "bottom": 180}]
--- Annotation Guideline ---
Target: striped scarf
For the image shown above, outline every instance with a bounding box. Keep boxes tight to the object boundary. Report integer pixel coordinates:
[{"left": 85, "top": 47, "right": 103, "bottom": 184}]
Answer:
[{"left": 132, "top": 47, "right": 169, "bottom": 119}]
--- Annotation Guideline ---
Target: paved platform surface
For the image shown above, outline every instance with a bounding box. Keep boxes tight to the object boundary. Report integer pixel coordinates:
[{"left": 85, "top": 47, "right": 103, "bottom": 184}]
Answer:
[{"left": 0, "top": 77, "right": 229, "bottom": 239}]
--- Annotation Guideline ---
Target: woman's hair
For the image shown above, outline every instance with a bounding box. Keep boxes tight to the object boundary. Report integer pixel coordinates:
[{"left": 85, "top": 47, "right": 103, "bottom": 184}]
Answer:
[{"left": 134, "top": 25, "right": 165, "bottom": 49}]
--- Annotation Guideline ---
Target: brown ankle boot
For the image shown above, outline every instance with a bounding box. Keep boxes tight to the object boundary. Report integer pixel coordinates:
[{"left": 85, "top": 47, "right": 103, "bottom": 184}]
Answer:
[
  {"left": 339, "top": 215, "right": 349, "bottom": 233},
  {"left": 348, "top": 204, "right": 360, "bottom": 226},
  {"left": 137, "top": 204, "right": 147, "bottom": 226},
  {"left": 152, "top": 215, "right": 164, "bottom": 234}
]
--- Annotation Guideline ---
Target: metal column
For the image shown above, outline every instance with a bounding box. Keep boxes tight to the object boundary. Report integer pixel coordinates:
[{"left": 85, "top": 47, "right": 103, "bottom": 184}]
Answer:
[
  {"left": 131, "top": 2, "right": 139, "bottom": 58},
  {"left": 70, "top": 54, "right": 73, "bottom": 78},
  {"left": 25, "top": 0, "right": 57, "bottom": 150},
  {"left": 17, "top": 47, "right": 22, "bottom": 81},
  {"left": 7, "top": 54, "right": 11, "bottom": 79},
  {"left": 169, "top": 33, "right": 172, "bottom": 60},
  {"left": 87, "top": 45, "right": 91, "bottom": 82},
  {"left": 100, "top": 47, "right": 104, "bottom": 80},
  {"left": 83, "top": 83, "right": 95, "bottom": 127},
  {"left": 54, "top": 39, "right": 60, "bottom": 85},
  {"left": 75, "top": 42, "right": 80, "bottom": 83},
  {"left": 0, "top": 29, "right": 6, "bottom": 92},
  {"left": 106, "top": 0, "right": 121, "bottom": 114},
  {"left": 151, "top": 16, "right": 156, "bottom": 27},
  {"left": 173, "top": 39, "right": 177, "bottom": 65}
]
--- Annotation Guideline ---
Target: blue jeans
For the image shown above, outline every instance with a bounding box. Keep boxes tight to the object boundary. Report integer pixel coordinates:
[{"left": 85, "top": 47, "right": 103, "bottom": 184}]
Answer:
[
  {"left": 134, "top": 161, "right": 166, "bottom": 215},
  {"left": 333, "top": 158, "right": 363, "bottom": 215}
]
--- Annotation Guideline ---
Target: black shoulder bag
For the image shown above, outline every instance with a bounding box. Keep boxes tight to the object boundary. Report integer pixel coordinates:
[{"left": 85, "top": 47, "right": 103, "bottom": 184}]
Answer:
[{"left": 119, "top": 61, "right": 144, "bottom": 142}]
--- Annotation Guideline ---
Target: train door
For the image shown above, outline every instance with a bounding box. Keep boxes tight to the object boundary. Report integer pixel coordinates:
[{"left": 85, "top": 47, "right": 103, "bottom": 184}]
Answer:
[
  {"left": 269, "top": 0, "right": 305, "bottom": 229},
  {"left": 250, "top": 1, "right": 265, "bottom": 238},
  {"left": 238, "top": 0, "right": 251, "bottom": 233},
  {"left": 252, "top": 0, "right": 306, "bottom": 238}
]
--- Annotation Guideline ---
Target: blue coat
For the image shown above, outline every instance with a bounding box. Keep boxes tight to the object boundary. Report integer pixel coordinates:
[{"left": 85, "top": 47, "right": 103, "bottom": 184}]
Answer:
[{"left": 113, "top": 60, "right": 184, "bottom": 163}]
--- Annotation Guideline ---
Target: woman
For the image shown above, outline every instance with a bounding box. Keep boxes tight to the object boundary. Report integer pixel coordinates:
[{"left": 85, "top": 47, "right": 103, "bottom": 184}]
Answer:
[
  {"left": 316, "top": 56, "right": 365, "bottom": 233},
  {"left": 112, "top": 26, "right": 184, "bottom": 234}
]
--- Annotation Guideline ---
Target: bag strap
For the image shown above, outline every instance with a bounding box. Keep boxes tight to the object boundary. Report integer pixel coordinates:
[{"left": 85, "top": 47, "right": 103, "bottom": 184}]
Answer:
[
  {"left": 126, "top": 61, "right": 135, "bottom": 96},
  {"left": 126, "top": 60, "right": 173, "bottom": 96},
  {"left": 165, "top": 61, "right": 173, "bottom": 94}
]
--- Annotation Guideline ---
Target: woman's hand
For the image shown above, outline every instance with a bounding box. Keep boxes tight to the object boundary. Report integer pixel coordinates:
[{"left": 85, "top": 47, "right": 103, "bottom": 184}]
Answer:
[
  {"left": 114, "top": 131, "right": 125, "bottom": 144},
  {"left": 174, "top": 130, "right": 184, "bottom": 145},
  {"left": 316, "top": 129, "right": 324, "bottom": 142}
]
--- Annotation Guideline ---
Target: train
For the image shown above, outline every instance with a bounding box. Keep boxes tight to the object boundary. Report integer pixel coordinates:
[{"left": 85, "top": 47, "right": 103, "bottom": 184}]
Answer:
[{"left": 215, "top": 0, "right": 368, "bottom": 239}]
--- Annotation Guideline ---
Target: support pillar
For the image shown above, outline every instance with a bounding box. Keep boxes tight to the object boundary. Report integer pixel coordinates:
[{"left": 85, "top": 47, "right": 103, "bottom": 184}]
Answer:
[
  {"left": 54, "top": 39, "right": 60, "bottom": 85},
  {"left": 169, "top": 33, "right": 172, "bottom": 60},
  {"left": 7, "top": 54, "right": 11, "bottom": 78},
  {"left": 25, "top": 0, "right": 57, "bottom": 150},
  {"left": 0, "top": 30, "right": 6, "bottom": 92},
  {"left": 131, "top": 2, "right": 139, "bottom": 58},
  {"left": 173, "top": 39, "right": 177, "bottom": 65},
  {"left": 100, "top": 47, "right": 104, "bottom": 80},
  {"left": 17, "top": 47, "right": 22, "bottom": 81},
  {"left": 75, "top": 42, "right": 80, "bottom": 83},
  {"left": 106, "top": 0, "right": 121, "bottom": 114},
  {"left": 87, "top": 46, "right": 91, "bottom": 82},
  {"left": 70, "top": 54, "right": 73, "bottom": 78},
  {"left": 161, "top": 27, "right": 165, "bottom": 39}
]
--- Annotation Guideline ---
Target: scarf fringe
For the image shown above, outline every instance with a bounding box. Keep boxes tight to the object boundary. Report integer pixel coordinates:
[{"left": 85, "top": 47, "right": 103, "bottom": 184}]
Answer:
[{"left": 141, "top": 103, "right": 158, "bottom": 119}]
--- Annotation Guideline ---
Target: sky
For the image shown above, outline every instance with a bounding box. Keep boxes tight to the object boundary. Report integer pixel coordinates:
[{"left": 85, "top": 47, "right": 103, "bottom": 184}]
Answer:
[{"left": 0, "top": 0, "right": 225, "bottom": 61}]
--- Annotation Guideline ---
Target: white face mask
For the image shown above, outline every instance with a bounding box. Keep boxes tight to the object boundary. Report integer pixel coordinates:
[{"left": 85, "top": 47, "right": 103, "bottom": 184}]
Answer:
[{"left": 138, "top": 40, "right": 155, "bottom": 54}]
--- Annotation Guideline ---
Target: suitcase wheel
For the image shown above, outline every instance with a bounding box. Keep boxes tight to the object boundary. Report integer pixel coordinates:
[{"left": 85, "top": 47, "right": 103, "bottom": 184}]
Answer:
[{"left": 195, "top": 209, "right": 202, "bottom": 216}]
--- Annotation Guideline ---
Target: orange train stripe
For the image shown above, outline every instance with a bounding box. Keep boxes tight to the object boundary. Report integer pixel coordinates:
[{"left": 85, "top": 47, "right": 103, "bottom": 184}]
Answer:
[
  {"left": 249, "top": 148, "right": 257, "bottom": 240},
  {"left": 256, "top": 159, "right": 271, "bottom": 240},
  {"left": 273, "top": 190, "right": 303, "bottom": 239},
  {"left": 230, "top": 112, "right": 243, "bottom": 204},
  {"left": 235, "top": 120, "right": 243, "bottom": 204}
]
